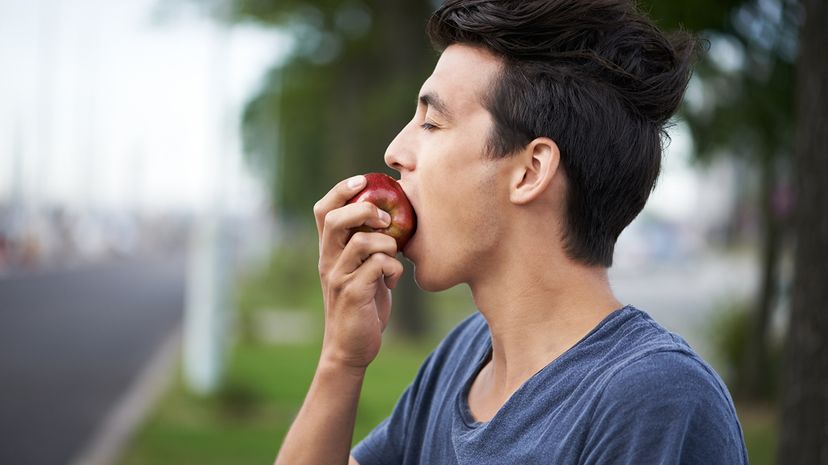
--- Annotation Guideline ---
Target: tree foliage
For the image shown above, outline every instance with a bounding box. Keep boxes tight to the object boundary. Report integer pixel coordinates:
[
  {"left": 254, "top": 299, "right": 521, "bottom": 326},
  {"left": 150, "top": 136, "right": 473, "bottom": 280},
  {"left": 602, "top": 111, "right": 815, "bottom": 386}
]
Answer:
[{"left": 230, "top": 0, "right": 438, "bottom": 222}]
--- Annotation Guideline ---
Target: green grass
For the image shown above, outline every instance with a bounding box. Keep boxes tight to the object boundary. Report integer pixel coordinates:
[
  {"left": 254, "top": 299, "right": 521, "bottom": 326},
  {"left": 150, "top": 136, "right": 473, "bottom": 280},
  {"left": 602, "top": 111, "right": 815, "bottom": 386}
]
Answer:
[
  {"left": 118, "top": 339, "right": 434, "bottom": 465},
  {"left": 739, "top": 404, "right": 778, "bottom": 465}
]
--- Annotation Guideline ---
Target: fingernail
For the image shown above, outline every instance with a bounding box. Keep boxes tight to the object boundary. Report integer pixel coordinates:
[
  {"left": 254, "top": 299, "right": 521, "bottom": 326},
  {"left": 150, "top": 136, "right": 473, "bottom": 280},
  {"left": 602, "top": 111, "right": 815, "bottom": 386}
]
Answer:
[
  {"left": 347, "top": 175, "right": 366, "bottom": 189},
  {"left": 378, "top": 209, "right": 391, "bottom": 224}
]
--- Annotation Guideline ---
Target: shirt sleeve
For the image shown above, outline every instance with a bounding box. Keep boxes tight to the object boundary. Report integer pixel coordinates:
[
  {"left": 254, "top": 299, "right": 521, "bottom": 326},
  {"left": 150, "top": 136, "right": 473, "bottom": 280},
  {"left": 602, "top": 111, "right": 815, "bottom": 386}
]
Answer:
[
  {"left": 580, "top": 350, "right": 748, "bottom": 465},
  {"left": 352, "top": 352, "right": 435, "bottom": 465}
]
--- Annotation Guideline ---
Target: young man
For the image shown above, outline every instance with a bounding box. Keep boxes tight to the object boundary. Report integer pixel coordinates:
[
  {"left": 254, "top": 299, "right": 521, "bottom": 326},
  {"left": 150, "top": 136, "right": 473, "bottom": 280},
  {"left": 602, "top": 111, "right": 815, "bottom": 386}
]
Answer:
[{"left": 275, "top": 1, "right": 748, "bottom": 464}]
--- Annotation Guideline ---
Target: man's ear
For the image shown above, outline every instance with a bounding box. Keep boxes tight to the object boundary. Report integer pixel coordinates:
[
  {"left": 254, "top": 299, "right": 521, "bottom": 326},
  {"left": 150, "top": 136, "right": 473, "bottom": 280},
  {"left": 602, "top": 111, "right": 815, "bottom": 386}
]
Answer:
[{"left": 509, "top": 137, "right": 561, "bottom": 205}]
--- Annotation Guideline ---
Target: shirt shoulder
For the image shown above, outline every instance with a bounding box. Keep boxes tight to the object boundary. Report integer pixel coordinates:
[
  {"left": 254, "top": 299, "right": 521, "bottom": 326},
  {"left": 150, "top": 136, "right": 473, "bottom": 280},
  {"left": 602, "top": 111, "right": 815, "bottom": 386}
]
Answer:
[
  {"left": 606, "top": 310, "right": 741, "bottom": 422},
  {"left": 583, "top": 346, "right": 748, "bottom": 464},
  {"left": 594, "top": 308, "right": 732, "bottom": 404},
  {"left": 598, "top": 348, "right": 737, "bottom": 416}
]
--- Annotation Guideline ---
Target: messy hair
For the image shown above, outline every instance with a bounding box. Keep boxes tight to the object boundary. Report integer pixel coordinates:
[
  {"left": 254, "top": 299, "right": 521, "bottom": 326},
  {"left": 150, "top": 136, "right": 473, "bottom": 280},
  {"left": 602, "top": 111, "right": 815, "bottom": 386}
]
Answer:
[{"left": 428, "top": 0, "right": 701, "bottom": 266}]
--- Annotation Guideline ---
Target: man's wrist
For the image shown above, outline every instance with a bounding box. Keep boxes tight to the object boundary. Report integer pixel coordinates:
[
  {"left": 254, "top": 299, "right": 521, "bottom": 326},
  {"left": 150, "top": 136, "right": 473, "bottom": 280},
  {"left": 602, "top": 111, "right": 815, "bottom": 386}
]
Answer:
[{"left": 317, "top": 355, "right": 369, "bottom": 381}]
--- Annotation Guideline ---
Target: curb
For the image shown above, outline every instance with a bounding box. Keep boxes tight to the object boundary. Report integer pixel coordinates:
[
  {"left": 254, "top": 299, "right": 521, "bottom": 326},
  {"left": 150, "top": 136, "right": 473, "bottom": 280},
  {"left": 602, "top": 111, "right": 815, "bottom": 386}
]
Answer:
[{"left": 68, "top": 328, "right": 182, "bottom": 465}]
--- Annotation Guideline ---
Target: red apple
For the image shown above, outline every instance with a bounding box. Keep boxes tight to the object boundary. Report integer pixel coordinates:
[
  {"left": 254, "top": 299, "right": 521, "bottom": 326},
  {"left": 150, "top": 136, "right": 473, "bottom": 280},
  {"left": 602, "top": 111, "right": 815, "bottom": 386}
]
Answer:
[{"left": 347, "top": 173, "right": 417, "bottom": 251}]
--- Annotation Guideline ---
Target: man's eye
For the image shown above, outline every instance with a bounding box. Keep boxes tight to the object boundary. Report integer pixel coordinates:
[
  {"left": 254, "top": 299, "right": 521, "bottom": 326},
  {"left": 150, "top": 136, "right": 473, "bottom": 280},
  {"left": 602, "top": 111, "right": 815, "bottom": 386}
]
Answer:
[{"left": 420, "top": 122, "right": 437, "bottom": 131}]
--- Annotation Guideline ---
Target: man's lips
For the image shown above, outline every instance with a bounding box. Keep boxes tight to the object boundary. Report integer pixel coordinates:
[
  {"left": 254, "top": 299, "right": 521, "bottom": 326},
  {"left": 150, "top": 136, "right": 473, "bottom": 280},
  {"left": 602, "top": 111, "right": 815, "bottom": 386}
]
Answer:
[
  {"left": 396, "top": 181, "right": 418, "bottom": 254},
  {"left": 396, "top": 181, "right": 418, "bottom": 218}
]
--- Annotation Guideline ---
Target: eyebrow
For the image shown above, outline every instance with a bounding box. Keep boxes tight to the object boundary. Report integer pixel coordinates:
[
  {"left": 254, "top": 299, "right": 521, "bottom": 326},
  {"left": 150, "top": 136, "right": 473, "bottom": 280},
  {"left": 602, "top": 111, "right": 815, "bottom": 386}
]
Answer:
[{"left": 418, "top": 92, "right": 453, "bottom": 120}]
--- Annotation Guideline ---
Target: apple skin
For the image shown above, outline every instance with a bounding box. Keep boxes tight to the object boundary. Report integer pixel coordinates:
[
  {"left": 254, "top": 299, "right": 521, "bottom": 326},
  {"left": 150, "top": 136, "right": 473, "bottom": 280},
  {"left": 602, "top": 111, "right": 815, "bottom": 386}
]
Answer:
[{"left": 347, "top": 173, "right": 417, "bottom": 251}]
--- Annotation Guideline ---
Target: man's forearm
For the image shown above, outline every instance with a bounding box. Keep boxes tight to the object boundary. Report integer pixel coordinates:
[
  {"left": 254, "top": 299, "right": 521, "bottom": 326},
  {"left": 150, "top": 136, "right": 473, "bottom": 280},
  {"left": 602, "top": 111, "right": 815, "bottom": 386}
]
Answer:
[{"left": 274, "top": 358, "right": 366, "bottom": 465}]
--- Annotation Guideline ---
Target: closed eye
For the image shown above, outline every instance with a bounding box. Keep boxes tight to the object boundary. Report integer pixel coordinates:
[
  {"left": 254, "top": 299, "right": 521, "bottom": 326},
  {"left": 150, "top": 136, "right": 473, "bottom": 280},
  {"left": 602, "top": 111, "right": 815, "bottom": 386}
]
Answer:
[{"left": 420, "top": 122, "right": 438, "bottom": 131}]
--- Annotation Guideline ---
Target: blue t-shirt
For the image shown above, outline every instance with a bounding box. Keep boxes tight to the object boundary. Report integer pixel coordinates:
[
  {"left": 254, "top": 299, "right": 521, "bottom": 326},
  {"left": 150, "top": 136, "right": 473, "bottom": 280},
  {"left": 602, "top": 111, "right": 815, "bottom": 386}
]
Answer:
[{"left": 352, "top": 305, "right": 748, "bottom": 464}]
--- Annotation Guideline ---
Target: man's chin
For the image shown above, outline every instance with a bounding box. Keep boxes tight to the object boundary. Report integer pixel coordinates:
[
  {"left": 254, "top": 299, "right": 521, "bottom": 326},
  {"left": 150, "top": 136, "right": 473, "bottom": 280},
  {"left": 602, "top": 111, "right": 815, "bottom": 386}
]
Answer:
[{"left": 412, "top": 266, "right": 457, "bottom": 293}]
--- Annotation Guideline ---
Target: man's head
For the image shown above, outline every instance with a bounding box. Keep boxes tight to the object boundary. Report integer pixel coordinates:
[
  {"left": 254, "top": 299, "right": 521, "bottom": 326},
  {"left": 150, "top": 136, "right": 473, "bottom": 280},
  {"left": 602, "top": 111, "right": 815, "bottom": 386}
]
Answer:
[
  {"left": 385, "top": 0, "right": 693, "bottom": 290},
  {"left": 428, "top": 0, "right": 699, "bottom": 267}
]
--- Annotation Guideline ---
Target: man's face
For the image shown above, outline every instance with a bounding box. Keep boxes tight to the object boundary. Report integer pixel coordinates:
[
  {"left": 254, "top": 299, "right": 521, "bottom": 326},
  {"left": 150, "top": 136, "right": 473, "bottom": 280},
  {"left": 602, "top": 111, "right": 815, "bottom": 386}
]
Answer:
[{"left": 385, "top": 44, "right": 511, "bottom": 292}]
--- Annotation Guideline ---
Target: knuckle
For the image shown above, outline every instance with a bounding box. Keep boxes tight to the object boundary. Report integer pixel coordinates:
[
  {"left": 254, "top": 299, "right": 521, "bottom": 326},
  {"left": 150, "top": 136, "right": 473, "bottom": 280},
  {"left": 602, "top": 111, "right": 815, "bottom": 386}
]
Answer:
[
  {"left": 382, "top": 234, "right": 398, "bottom": 250},
  {"left": 367, "top": 252, "right": 387, "bottom": 266},
  {"left": 350, "top": 232, "right": 371, "bottom": 249},
  {"left": 313, "top": 200, "right": 325, "bottom": 217},
  {"left": 362, "top": 202, "right": 377, "bottom": 216},
  {"left": 329, "top": 274, "right": 347, "bottom": 294},
  {"left": 323, "top": 210, "right": 338, "bottom": 229}
]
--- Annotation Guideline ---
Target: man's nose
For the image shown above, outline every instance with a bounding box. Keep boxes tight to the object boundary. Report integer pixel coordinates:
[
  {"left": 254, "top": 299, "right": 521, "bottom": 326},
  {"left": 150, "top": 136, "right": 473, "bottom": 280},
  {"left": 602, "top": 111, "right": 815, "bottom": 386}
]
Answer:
[{"left": 384, "top": 121, "right": 415, "bottom": 173}]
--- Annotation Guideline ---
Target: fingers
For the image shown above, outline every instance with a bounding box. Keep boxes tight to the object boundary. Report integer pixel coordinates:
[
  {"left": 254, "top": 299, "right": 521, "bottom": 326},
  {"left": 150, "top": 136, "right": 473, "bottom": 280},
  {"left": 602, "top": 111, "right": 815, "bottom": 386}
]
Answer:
[
  {"left": 333, "top": 232, "right": 398, "bottom": 276},
  {"left": 319, "top": 203, "right": 392, "bottom": 267},
  {"left": 352, "top": 252, "right": 405, "bottom": 290},
  {"left": 314, "top": 175, "right": 367, "bottom": 236}
]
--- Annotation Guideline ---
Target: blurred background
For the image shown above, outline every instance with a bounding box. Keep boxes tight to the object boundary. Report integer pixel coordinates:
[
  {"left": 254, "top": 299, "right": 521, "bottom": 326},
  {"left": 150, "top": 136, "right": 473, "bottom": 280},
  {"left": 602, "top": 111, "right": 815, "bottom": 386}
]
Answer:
[{"left": 0, "top": 0, "right": 824, "bottom": 464}]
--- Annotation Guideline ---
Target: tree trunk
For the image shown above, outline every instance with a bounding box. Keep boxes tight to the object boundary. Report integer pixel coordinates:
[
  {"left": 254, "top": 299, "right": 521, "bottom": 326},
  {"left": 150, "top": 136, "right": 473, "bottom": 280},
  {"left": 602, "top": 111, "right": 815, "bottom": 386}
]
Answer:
[
  {"left": 743, "top": 153, "right": 780, "bottom": 401},
  {"left": 777, "top": 0, "right": 828, "bottom": 462}
]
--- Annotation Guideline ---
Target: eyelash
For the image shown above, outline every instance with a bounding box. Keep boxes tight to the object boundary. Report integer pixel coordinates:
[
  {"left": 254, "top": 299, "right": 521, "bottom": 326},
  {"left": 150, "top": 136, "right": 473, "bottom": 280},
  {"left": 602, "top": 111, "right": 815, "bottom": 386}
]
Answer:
[{"left": 420, "top": 122, "right": 437, "bottom": 131}]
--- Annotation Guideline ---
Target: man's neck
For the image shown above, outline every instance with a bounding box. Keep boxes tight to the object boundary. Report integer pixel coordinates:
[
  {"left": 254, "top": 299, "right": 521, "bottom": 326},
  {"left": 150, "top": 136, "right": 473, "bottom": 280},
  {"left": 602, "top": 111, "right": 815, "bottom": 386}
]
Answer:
[{"left": 468, "top": 245, "right": 624, "bottom": 406}]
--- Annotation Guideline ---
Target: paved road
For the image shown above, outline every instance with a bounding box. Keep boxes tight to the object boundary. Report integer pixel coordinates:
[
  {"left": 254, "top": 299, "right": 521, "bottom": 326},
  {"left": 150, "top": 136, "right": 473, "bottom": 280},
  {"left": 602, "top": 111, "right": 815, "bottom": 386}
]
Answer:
[{"left": 0, "top": 257, "right": 185, "bottom": 465}]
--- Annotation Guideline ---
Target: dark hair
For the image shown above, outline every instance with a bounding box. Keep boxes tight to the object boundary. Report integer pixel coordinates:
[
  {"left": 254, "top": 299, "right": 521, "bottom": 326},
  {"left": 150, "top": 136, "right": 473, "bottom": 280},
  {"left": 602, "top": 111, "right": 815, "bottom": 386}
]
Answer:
[{"left": 427, "top": 0, "right": 701, "bottom": 267}]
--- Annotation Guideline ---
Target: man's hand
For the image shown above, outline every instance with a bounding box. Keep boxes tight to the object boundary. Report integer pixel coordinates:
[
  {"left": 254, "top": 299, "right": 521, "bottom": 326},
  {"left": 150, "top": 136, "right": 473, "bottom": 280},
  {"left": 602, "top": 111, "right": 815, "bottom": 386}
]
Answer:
[
  {"left": 274, "top": 175, "right": 405, "bottom": 465},
  {"left": 314, "top": 174, "right": 405, "bottom": 370}
]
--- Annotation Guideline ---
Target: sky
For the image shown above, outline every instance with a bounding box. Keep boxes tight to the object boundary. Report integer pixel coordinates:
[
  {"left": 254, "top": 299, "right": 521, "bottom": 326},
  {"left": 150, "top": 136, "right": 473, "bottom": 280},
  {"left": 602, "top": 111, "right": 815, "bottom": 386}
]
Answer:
[{"left": 0, "top": 0, "right": 289, "bottom": 213}]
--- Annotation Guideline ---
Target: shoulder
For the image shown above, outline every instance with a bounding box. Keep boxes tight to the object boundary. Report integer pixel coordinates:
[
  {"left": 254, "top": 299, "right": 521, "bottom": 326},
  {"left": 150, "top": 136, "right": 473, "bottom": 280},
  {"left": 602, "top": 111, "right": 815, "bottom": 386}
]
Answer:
[
  {"left": 590, "top": 349, "right": 746, "bottom": 458},
  {"left": 600, "top": 305, "right": 693, "bottom": 352},
  {"left": 583, "top": 348, "right": 747, "bottom": 464},
  {"left": 595, "top": 307, "right": 735, "bottom": 411},
  {"left": 590, "top": 308, "right": 747, "bottom": 454},
  {"left": 599, "top": 349, "right": 734, "bottom": 410}
]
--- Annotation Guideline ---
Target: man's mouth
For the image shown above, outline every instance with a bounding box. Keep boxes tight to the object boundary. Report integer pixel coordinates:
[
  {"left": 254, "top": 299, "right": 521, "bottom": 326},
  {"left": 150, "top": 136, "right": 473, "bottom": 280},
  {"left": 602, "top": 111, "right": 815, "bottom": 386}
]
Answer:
[{"left": 396, "top": 182, "right": 418, "bottom": 256}]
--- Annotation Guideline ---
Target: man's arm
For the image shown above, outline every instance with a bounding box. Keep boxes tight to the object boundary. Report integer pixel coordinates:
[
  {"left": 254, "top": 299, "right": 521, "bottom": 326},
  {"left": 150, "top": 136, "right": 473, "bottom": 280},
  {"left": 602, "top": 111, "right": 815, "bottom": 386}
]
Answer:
[
  {"left": 274, "top": 175, "right": 403, "bottom": 465},
  {"left": 274, "top": 359, "right": 365, "bottom": 465}
]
